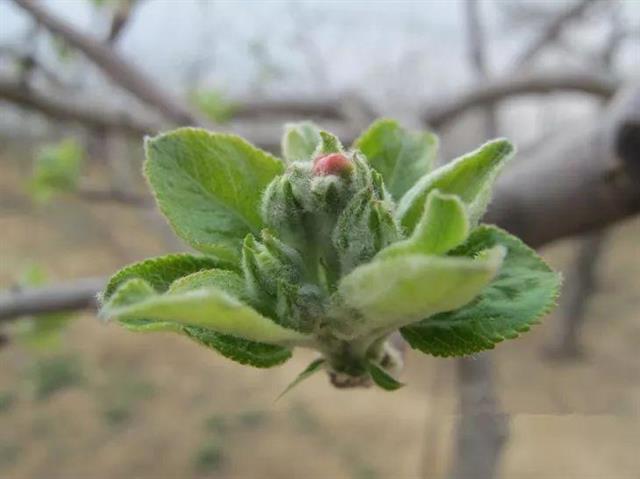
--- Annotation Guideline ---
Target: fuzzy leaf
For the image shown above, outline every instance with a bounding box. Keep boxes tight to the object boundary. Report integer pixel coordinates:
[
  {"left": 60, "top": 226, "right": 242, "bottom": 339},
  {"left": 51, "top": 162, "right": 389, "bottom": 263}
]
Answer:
[
  {"left": 105, "top": 277, "right": 292, "bottom": 368},
  {"left": 102, "top": 253, "right": 234, "bottom": 301},
  {"left": 355, "top": 119, "right": 438, "bottom": 200},
  {"left": 102, "top": 283, "right": 310, "bottom": 345},
  {"left": 377, "top": 189, "right": 468, "bottom": 259},
  {"left": 335, "top": 246, "right": 505, "bottom": 337},
  {"left": 145, "top": 128, "right": 284, "bottom": 260},
  {"left": 314, "top": 131, "right": 344, "bottom": 156},
  {"left": 282, "top": 122, "right": 321, "bottom": 162},
  {"left": 183, "top": 325, "right": 292, "bottom": 368},
  {"left": 367, "top": 362, "right": 404, "bottom": 391},
  {"left": 277, "top": 358, "right": 326, "bottom": 399},
  {"left": 401, "top": 226, "right": 561, "bottom": 357},
  {"left": 397, "top": 139, "right": 514, "bottom": 233}
]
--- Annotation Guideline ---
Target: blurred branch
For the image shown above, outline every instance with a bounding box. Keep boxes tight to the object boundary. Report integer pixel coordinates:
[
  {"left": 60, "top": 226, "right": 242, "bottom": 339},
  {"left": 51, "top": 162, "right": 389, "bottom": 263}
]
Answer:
[
  {"left": 514, "top": 0, "right": 600, "bottom": 69},
  {"left": 11, "top": 0, "right": 199, "bottom": 125},
  {"left": 106, "top": 0, "right": 139, "bottom": 46},
  {"left": 486, "top": 83, "right": 640, "bottom": 248},
  {"left": 77, "top": 187, "right": 151, "bottom": 207},
  {"left": 450, "top": 355, "right": 509, "bottom": 479},
  {"left": 423, "top": 71, "right": 618, "bottom": 128},
  {"left": 0, "top": 75, "right": 161, "bottom": 135},
  {"left": 0, "top": 278, "right": 104, "bottom": 322},
  {"left": 544, "top": 232, "right": 607, "bottom": 359}
]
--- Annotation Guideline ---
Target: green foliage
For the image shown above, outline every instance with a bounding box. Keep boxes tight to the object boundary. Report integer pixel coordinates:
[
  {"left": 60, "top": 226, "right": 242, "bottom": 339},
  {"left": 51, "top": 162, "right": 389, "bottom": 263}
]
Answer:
[
  {"left": 355, "top": 119, "right": 438, "bottom": 200},
  {"left": 397, "top": 138, "right": 514, "bottom": 231},
  {"left": 193, "top": 440, "right": 225, "bottom": 473},
  {"left": 100, "top": 119, "right": 560, "bottom": 392},
  {"left": 401, "top": 226, "right": 561, "bottom": 357},
  {"left": 278, "top": 358, "right": 326, "bottom": 399},
  {"left": 14, "top": 264, "right": 75, "bottom": 349},
  {"left": 29, "top": 355, "right": 84, "bottom": 400},
  {"left": 28, "top": 139, "right": 84, "bottom": 203},
  {"left": 366, "top": 362, "right": 403, "bottom": 391},
  {"left": 282, "top": 121, "right": 322, "bottom": 162},
  {"left": 190, "top": 88, "right": 236, "bottom": 123},
  {"left": 0, "top": 392, "right": 16, "bottom": 414},
  {"left": 144, "top": 128, "right": 284, "bottom": 261}
]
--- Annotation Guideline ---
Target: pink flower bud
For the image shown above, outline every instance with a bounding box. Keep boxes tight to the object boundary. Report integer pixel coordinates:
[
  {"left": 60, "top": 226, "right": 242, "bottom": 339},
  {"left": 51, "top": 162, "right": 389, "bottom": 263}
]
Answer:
[{"left": 312, "top": 153, "right": 353, "bottom": 177}]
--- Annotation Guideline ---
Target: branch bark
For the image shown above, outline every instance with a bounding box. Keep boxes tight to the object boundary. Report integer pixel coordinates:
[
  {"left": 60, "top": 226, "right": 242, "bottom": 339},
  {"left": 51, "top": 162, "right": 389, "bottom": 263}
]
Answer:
[
  {"left": 11, "top": 0, "right": 199, "bottom": 125},
  {"left": 0, "top": 76, "right": 161, "bottom": 135},
  {"left": 422, "top": 72, "right": 618, "bottom": 128},
  {"left": 514, "top": 0, "right": 600, "bottom": 69},
  {"left": 0, "top": 278, "right": 104, "bottom": 321}
]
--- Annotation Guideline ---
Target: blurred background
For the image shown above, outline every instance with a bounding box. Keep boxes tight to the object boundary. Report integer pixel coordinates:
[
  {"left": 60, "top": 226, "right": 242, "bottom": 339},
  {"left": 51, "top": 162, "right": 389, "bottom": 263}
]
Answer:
[{"left": 0, "top": 0, "right": 639, "bottom": 478}]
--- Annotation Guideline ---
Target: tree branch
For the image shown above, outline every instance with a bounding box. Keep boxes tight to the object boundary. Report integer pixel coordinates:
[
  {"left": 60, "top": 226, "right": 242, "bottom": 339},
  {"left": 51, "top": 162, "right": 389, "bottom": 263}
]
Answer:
[
  {"left": 514, "top": 0, "right": 600, "bottom": 69},
  {"left": 11, "top": 0, "right": 199, "bottom": 125},
  {"left": 0, "top": 75, "right": 161, "bottom": 135},
  {"left": 485, "top": 83, "right": 640, "bottom": 248},
  {"left": 422, "top": 72, "right": 619, "bottom": 128},
  {"left": 0, "top": 278, "right": 104, "bottom": 321}
]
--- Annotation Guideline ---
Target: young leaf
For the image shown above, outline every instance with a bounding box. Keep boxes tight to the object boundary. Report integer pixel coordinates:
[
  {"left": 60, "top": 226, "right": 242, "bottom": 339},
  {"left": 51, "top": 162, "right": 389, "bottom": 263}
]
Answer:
[
  {"left": 102, "top": 285, "right": 310, "bottom": 345},
  {"left": 377, "top": 189, "right": 469, "bottom": 259},
  {"left": 102, "top": 253, "right": 234, "bottom": 301},
  {"left": 334, "top": 246, "right": 505, "bottom": 337},
  {"left": 104, "top": 278, "right": 293, "bottom": 368},
  {"left": 366, "top": 361, "right": 404, "bottom": 391},
  {"left": 401, "top": 226, "right": 561, "bottom": 357},
  {"left": 183, "top": 325, "right": 293, "bottom": 368},
  {"left": 282, "top": 122, "right": 321, "bottom": 162},
  {"left": 355, "top": 119, "right": 438, "bottom": 200},
  {"left": 144, "top": 128, "right": 284, "bottom": 261},
  {"left": 277, "top": 358, "right": 326, "bottom": 399},
  {"left": 397, "top": 139, "right": 514, "bottom": 233},
  {"left": 313, "top": 131, "right": 344, "bottom": 156}
]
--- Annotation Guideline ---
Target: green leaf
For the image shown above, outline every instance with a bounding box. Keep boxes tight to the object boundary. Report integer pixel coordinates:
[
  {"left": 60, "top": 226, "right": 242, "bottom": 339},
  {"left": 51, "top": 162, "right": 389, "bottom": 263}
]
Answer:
[
  {"left": 314, "top": 131, "right": 344, "bottom": 156},
  {"left": 28, "top": 139, "right": 83, "bottom": 203},
  {"left": 355, "top": 119, "right": 438, "bottom": 200},
  {"left": 366, "top": 362, "right": 404, "bottom": 391},
  {"left": 189, "top": 88, "right": 236, "bottom": 123},
  {"left": 277, "top": 358, "right": 326, "bottom": 400},
  {"left": 281, "top": 122, "right": 321, "bottom": 162},
  {"left": 397, "top": 139, "right": 514, "bottom": 233},
  {"left": 102, "top": 253, "right": 234, "bottom": 301},
  {"left": 377, "top": 189, "right": 469, "bottom": 259},
  {"left": 102, "top": 282, "right": 310, "bottom": 345},
  {"left": 401, "top": 226, "right": 561, "bottom": 357},
  {"left": 144, "top": 128, "right": 284, "bottom": 260},
  {"left": 183, "top": 325, "right": 292, "bottom": 368},
  {"left": 335, "top": 246, "right": 505, "bottom": 338},
  {"left": 104, "top": 277, "right": 292, "bottom": 368}
]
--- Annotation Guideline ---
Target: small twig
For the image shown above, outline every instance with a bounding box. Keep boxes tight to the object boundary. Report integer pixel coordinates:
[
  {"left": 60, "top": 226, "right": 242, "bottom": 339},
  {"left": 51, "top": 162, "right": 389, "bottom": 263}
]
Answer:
[
  {"left": 514, "top": 0, "right": 600, "bottom": 69},
  {"left": 12, "top": 0, "right": 199, "bottom": 125},
  {"left": 0, "top": 278, "right": 105, "bottom": 322}
]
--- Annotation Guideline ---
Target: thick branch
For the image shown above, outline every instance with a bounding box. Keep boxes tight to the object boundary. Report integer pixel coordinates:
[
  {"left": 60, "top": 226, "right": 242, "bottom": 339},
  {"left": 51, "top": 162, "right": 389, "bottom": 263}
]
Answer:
[
  {"left": 423, "top": 72, "right": 618, "bottom": 128},
  {"left": 485, "top": 83, "right": 640, "bottom": 248},
  {"left": 11, "top": 0, "right": 198, "bottom": 125}
]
